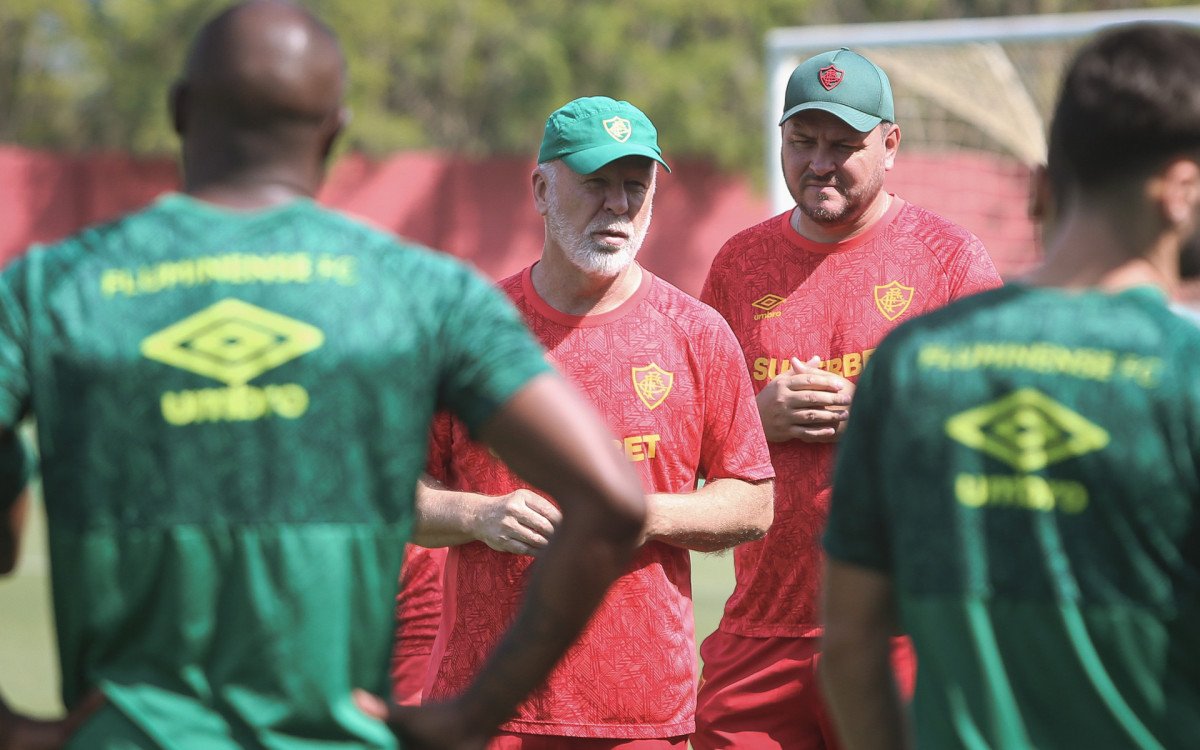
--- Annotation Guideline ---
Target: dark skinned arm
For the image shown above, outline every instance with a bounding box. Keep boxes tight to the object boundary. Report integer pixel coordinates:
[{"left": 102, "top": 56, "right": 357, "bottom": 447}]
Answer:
[
  {"left": 820, "top": 558, "right": 911, "bottom": 750},
  {"left": 359, "top": 373, "right": 646, "bottom": 749},
  {"left": 0, "top": 428, "right": 105, "bottom": 749},
  {"left": 0, "top": 427, "right": 30, "bottom": 576},
  {"left": 0, "top": 490, "right": 26, "bottom": 576},
  {"left": 0, "top": 692, "right": 106, "bottom": 750}
]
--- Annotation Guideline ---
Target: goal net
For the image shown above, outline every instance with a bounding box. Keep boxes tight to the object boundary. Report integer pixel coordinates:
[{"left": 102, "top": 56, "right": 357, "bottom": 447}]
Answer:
[{"left": 765, "top": 7, "right": 1200, "bottom": 276}]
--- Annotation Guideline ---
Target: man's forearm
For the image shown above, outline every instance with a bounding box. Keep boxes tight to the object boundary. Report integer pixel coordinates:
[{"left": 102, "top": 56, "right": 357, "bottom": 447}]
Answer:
[
  {"left": 0, "top": 491, "right": 28, "bottom": 575},
  {"left": 821, "top": 632, "right": 908, "bottom": 750},
  {"left": 0, "top": 429, "right": 29, "bottom": 576},
  {"left": 411, "top": 476, "right": 486, "bottom": 547},
  {"left": 644, "top": 478, "right": 773, "bottom": 552},
  {"left": 821, "top": 560, "right": 910, "bottom": 750}
]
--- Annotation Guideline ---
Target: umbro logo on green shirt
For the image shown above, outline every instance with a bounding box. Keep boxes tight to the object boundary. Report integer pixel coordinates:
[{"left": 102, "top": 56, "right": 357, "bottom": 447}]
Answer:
[
  {"left": 142, "top": 298, "right": 324, "bottom": 386},
  {"left": 945, "top": 388, "right": 1109, "bottom": 515},
  {"left": 141, "top": 298, "right": 324, "bottom": 425}
]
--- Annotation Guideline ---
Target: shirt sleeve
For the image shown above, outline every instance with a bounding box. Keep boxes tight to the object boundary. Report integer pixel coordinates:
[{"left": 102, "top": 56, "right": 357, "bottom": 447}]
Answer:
[
  {"left": 433, "top": 263, "right": 552, "bottom": 438},
  {"left": 698, "top": 250, "right": 730, "bottom": 319},
  {"left": 0, "top": 430, "right": 32, "bottom": 514},
  {"left": 823, "top": 338, "right": 897, "bottom": 572},
  {"left": 946, "top": 234, "right": 1004, "bottom": 301}
]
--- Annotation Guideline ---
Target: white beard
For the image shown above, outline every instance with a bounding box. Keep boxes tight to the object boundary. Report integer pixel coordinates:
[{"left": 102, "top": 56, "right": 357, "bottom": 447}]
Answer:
[{"left": 547, "top": 200, "right": 652, "bottom": 278}]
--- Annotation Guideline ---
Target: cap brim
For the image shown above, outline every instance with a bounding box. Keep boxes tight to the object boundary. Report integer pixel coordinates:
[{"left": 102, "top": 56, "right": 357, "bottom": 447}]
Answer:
[
  {"left": 779, "top": 101, "right": 882, "bottom": 132},
  {"left": 560, "top": 144, "right": 671, "bottom": 174}
]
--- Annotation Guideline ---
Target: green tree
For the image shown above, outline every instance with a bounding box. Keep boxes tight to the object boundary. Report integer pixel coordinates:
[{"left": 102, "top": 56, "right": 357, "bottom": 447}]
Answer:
[{"left": 1, "top": 0, "right": 1195, "bottom": 183}]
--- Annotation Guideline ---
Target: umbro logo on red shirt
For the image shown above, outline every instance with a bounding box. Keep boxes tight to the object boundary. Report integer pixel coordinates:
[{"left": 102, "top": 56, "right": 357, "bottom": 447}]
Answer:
[{"left": 752, "top": 293, "right": 785, "bottom": 321}]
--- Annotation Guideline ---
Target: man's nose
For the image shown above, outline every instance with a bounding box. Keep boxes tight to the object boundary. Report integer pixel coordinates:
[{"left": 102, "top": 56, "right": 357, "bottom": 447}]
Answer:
[
  {"left": 808, "top": 147, "right": 838, "bottom": 175},
  {"left": 604, "top": 185, "right": 630, "bottom": 215}
]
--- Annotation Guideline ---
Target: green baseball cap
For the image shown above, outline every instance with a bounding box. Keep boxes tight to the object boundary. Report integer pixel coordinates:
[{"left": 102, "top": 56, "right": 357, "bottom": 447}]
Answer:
[
  {"left": 780, "top": 48, "right": 894, "bottom": 132},
  {"left": 538, "top": 96, "right": 671, "bottom": 174}
]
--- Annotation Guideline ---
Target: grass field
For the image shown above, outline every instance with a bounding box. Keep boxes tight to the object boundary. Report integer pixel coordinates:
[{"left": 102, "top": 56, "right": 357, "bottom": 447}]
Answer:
[{"left": 0, "top": 496, "right": 736, "bottom": 717}]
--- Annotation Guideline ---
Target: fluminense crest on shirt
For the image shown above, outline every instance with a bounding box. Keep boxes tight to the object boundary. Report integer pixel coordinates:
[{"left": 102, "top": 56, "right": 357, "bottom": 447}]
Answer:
[
  {"left": 603, "top": 116, "right": 632, "bottom": 143},
  {"left": 874, "top": 280, "right": 915, "bottom": 321},
  {"left": 632, "top": 363, "right": 674, "bottom": 410},
  {"left": 819, "top": 64, "right": 844, "bottom": 91}
]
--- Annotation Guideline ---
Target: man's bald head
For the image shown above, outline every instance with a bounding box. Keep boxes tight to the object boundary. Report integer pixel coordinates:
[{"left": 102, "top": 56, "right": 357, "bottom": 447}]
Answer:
[
  {"left": 180, "top": 0, "right": 344, "bottom": 128},
  {"left": 172, "top": 1, "right": 348, "bottom": 203}
]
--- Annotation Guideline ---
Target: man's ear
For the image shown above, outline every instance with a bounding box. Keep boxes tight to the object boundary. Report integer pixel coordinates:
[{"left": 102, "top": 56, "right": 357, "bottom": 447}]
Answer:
[
  {"left": 319, "top": 107, "right": 350, "bottom": 162},
  {"left": 1028, "top": 163, "right": 1052, "bottom": 222},
  {"left": 881, "top": 122, "right": 901, "bottom": 171},
  {"left": 1153, "top": 157, "right": 1200, "bottom": 228},
  {"left": 532, "top": 166, "right": 551, "bottom": 217}
]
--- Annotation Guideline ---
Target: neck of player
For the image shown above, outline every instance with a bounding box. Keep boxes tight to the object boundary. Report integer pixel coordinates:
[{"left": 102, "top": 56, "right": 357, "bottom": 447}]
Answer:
[
  {"left": 531, "top": 249, "right": 644, "bottom": 317},
  {"left": 1025, "top": 204, "right": 1181, "bottom": 296},
  {"left": 182, "top": 138, "right": 323, "bottom": 210}
]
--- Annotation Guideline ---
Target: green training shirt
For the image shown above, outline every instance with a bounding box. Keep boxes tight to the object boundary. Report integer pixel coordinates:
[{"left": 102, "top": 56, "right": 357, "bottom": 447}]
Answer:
[
  {"left": 0, "top": 194, "right": 551, "bottom": 749},
  {"left": 825, "top": 284, "right": 1200, "bottom": 750}
]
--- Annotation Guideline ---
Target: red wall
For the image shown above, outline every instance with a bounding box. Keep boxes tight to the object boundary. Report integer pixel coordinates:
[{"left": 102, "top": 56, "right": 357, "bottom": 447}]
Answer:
[{"left": 0, "top": 146, "right": 1038, "bottom": 296}]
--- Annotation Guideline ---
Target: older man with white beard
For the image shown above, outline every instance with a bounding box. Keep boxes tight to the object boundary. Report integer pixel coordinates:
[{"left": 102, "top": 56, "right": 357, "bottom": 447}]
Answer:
[{"left": 401, "top": 97, "right": 775, "bottom": 749}]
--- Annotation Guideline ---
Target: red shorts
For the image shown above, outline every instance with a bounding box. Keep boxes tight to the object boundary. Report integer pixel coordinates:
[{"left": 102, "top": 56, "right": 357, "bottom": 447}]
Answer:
[
  {"left": 691, "top": 632, "right": 915, "bottom": 750},
  {"left": 488, "top": 733, "right": 688, "bottom": 749}
]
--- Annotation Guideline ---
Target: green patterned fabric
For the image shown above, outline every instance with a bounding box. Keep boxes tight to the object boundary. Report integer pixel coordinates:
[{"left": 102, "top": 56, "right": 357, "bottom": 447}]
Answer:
[
  {"left": 826, "top": 284, "right": 1200, "bottom": 750},
  {"left": 0, "top": 194, "right": 550, "bottom": 749}
]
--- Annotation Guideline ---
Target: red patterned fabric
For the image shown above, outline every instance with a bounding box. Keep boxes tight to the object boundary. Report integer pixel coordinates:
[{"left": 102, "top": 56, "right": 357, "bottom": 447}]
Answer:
[
  {"left": 488, "top": 733, "right": 688, "bottom": 749},
  {"left": 423, "top": 266, "right": 774, "bottom": 737},
  {"left": 699, "top": 198, "right": 1002, "bottom": 637},
  {"left": 391, "top": 544, "right": 447, "bottom": 705}
]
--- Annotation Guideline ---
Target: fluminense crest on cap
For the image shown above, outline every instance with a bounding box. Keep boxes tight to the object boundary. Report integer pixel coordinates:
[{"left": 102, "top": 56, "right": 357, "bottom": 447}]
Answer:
[
  {"left": 603, "top": 116, "right": 633, "bottom": 143},
  {"left": 538, "top": 96, "right": 670, "bottom": 174},
  {"left": 819, "top": 65, "right": 844, "bottom": 91},
  {"left": 780, "top": 48, "right": 895, "bottom": 132}
]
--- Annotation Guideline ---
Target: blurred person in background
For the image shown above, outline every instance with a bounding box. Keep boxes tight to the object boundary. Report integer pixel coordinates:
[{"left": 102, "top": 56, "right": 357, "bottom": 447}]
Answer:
[
  {"left": 822, "top": 22, "right": 1200, "bottom": 750},
  {"left": 0, "top": 2, "right": 645, "bottom": 748}
]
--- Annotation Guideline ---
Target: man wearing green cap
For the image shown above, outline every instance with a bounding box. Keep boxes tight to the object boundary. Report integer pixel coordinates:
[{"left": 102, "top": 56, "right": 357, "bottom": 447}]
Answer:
[
  {"left": 408, "top": 96, "right": 775, "bottom": 748},
  {"left": 694, "top": 49, "right": 1002, "bottom": 749}
]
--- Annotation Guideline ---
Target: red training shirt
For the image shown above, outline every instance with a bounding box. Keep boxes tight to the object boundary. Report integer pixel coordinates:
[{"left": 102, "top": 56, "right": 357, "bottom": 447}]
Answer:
[
  {"left": 424, "top": 265, "right": 774, "bottom": 737},
  {"left": 700, "top": 197, "right": 1003, "bottom": 637}
]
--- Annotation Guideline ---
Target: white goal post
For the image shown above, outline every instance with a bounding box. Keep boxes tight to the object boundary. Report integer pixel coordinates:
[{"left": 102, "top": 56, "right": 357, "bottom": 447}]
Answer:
[{"left": 765, "top": 7, "right": 1200, "bottom": 219}]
